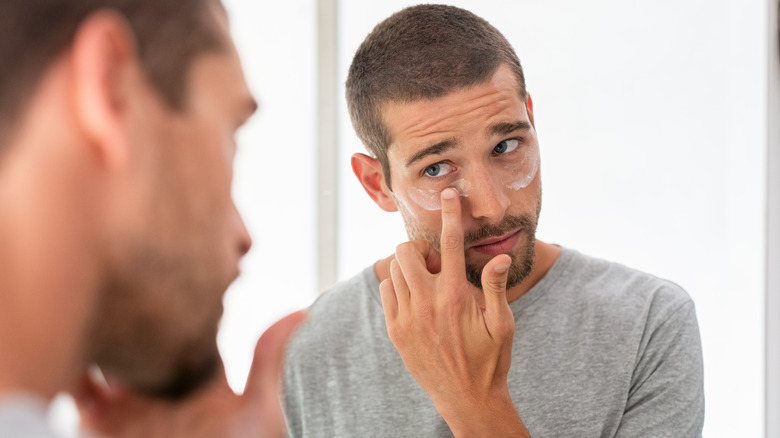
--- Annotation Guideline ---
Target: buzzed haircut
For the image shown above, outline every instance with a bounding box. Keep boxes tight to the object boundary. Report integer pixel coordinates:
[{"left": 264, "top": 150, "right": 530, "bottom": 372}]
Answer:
[
  {"left": 346, "top": 4, "right": 527, "bottom": 188},
  {"left": 0, "top": 0, "right": 225, "bottom": 150}
]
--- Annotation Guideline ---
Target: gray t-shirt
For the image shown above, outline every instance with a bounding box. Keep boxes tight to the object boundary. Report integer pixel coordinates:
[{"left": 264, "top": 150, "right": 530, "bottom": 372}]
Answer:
[
  {"left": 0, "top": 395, "right": 60, "bottom": 437},
  {"left": 284, "top": 247, "right": 704, "bottom": 437}
]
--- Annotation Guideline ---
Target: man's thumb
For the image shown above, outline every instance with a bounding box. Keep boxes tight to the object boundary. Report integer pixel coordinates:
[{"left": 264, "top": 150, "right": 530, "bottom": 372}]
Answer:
[
  {"left": 481, "top": 255, "right": 513, "bottom": 334},
  {"left": 243, "top": 310, "right": 307, "bottom": 403}
]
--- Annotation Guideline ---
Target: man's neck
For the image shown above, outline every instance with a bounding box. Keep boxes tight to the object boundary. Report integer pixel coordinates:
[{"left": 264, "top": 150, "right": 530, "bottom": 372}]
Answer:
[
  {"left": 0, "top": 224, "right": 91, "bottom": 400},
  {"left": 0, "top": 149, "right": 97, "bottom": 400}
]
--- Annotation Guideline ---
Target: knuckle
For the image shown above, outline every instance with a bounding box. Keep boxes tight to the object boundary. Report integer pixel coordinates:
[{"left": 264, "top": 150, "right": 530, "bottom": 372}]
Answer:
[
  {"left": 441, "top": 291, "right": 464, "bottom": 311},
  {"left": 441, "top": 232, "right": 461, "bottom": 251},
  {"left": 496, "top": 314, "right": 515, "bottom": 339},
  {"left": 386, "top": 324, "right": 401, "bottom": 344},
  {"left": 486, "top": 278, "right": 507, "bottom": 292},
  {"left": 412, "top": 239, "right": 429, "bottom": 254},
  {"left": 501, "top": 319, "right": 515, "bottom": 337},
  {"left": 441, "top": 203, "right": 457, "bottom": 217},
  {"left": 395, "top": 241, "right": 420, "bottom": 261}
]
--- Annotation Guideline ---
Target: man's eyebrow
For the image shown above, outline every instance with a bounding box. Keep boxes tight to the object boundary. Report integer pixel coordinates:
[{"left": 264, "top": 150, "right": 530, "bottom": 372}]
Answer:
[
  {"left": 405, "top": 139, "right": 458, "bottom": 167},
  {"left": 403, "top": 122, "right": 530, "bottom": 167},
  {"left": 488, "top": 121, "right": 532, "bottom": 137}
]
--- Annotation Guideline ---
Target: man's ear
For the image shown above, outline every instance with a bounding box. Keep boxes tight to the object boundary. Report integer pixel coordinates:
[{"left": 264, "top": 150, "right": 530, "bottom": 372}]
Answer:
[
  {"left": 526, "top": 93, "right": 535, "bottom": 127},
  {"left": 351, "top": 153, "right": 398, "bottom": 212},
  {"left": 71, "top": 10, "right": 140, "bottom": 167}
]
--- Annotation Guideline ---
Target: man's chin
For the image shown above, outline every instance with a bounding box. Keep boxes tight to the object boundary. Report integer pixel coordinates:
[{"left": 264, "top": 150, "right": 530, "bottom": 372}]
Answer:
[
  {"left": 134, "top": 351, "right": 221, "bottom": 400},
  {"left": 465, "top": 243, "right": 536, "bottom": 291}
]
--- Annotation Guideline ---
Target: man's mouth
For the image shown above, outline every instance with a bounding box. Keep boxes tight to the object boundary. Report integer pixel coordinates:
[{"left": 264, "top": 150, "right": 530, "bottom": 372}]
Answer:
[{"left": 467, "top": 230, "right": 522, "bottom": 256}]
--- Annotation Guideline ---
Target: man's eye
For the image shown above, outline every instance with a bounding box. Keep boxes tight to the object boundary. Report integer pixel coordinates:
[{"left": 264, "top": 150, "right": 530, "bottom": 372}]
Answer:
[
  {"left": 494, "top": 139, "right": 520, "bottom": 154},
  {"left": 424, "top": 162, "right": 452, "bottom": 177}
]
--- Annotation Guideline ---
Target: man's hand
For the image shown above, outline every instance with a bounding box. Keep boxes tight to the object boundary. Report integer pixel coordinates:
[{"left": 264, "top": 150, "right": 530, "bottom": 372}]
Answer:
[
  {"left": 73, "top": 310, "right": 306, "bottom": 438},
  {"left": 379, "top": 188, "right": 529, "bottom": 437}
]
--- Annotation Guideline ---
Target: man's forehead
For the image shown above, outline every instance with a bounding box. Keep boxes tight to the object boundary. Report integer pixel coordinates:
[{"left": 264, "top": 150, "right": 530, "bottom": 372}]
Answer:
[
  {"left": 383, "top": 88, "right": 528, "bottom": 163},
  {"left": 381, "top": 65, "right": 525, "bottom": 138}
]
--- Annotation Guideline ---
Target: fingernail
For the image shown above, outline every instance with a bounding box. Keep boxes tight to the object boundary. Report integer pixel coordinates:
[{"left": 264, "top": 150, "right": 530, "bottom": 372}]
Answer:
[
  {"left": 494, "top": 262, "right": 510, "bottom": 274},
  {"left": 442, "top": 188, "right": 458, "bottom": 200}
]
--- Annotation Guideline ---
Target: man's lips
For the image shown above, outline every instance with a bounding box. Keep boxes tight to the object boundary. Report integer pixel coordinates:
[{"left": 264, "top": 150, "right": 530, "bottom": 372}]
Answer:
[{"left": 467, "top": 230, "right": 522, "bottom": 256}]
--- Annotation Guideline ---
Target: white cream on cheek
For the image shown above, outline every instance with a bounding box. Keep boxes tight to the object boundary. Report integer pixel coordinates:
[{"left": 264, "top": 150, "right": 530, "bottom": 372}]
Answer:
[
  {"left": 405, "top": 178, "right": 471, "bottom": 211},
  {"left": 392, "top": 192, "right": 420, "bottom": 220},
  {"left": 505, "top": 143, "right": 540, "bottom": 191}
]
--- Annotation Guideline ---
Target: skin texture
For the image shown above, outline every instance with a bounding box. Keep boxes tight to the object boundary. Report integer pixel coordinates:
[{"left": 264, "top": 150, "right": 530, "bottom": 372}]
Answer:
[
  {"left": 0, "top": 4, "right": 304, "bottom": 437},
  {"left": 352, "top": 65, "right": 563, "bottom": 436}
]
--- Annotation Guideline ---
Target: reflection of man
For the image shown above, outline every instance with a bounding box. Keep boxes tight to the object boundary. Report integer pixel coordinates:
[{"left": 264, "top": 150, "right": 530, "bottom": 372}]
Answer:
[
  {"left": 285, "top": 4, "right": 704, "bottom": 437},
  {"left": 0, "top": 0, "right": 303, "bottom": 437}
]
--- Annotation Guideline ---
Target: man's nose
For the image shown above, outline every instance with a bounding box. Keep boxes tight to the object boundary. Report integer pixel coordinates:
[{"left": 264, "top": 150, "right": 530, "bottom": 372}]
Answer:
[
  {"left": 231, "top": 203, "right": 253, "bottom": 257},
  {"left": 462, "top": 167, "right": 510, "bottom": 222}
]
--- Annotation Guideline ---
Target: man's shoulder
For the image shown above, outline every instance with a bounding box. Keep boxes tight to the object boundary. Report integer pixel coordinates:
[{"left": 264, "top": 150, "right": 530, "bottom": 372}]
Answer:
[
  {"left": 0, "top": 395, "right": 61, "bottom": 438},
  {"left": 308, "top": 265, "right": 378, "bottom": 319},
  {"left": 555, "top": 247, "right": 695, "bottom": 319},
  {"left": 287, "top": 265, "right": 382, "bottom": 356}
]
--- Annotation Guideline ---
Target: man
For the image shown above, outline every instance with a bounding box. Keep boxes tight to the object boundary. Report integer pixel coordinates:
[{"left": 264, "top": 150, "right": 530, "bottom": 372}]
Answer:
[
  {"left": 284, "top": 4, "right": 704, "bottom": 437},
  {"left": 0, "top": 0, "right": 303, "bottom": 436}
]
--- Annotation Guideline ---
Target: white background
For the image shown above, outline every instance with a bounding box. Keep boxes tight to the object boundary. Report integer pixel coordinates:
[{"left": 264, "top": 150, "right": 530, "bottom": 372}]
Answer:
[
  {"left": 218, "top": 0, "right": 319, "bottom": 395},
  {"left": 50, "top": 1, "right": 771, "bottom": 437}
]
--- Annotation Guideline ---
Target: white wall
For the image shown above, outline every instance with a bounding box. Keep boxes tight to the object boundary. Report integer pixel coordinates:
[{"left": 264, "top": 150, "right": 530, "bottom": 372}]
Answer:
[
  {"left": 219, "top": 0, "right": 319, "bottom": 392},
  {"left": 336, "top": 1, "right": 767, "bottom": 436},
  {"left": 766, "top": 0, "right": 780, "bottom": 434}
]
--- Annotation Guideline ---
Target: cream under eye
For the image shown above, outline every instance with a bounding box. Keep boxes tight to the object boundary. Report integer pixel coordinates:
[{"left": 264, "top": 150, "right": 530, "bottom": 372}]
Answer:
[
  {"left": 405, "top": 178, "right": 471, "bottom": 212},
  {"left": 504, "top": 140, "right": 540, "bottom": 190}
]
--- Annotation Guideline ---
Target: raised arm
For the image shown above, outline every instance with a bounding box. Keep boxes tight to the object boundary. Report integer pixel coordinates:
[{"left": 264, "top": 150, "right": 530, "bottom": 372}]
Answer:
[{"left": 379, "top": 187, "right": 530, "bottom": 437}]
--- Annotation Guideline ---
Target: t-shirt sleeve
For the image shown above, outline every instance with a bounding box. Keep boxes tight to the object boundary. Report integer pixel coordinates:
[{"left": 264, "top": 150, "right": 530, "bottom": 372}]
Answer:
[
  {"left": 614, "top": 299, "right": 705, "bottom": 438},
  {"left": 283, "top": 357, "right": 305, "bottom": 438}
]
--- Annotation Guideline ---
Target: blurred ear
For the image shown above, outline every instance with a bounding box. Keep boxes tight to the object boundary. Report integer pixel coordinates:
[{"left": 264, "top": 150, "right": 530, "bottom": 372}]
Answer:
[
  {"left": 71, "top": 10, "right": 141, "bottom": 168},
  {"left": 351, "top": 153, "right": 398, "bottom": 212},
  {"left": 526, "top": 93, "right": 535, "bottom": 126}
]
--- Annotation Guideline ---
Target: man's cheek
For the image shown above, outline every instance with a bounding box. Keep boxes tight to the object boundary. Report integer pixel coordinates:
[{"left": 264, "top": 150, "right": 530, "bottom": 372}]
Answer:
[{"left": 405, "top": 180, "right": 471, "bottom": 213}]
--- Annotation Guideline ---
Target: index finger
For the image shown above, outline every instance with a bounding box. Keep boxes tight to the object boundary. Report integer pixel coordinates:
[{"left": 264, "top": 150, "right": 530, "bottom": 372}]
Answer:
[{"left": 439, "top": 187, "right": 466, "bottom": 280}]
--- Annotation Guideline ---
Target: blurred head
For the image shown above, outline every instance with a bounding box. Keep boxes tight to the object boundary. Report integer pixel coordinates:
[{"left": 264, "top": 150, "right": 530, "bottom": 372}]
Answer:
[
  {"left": 349, "top": 5, "right": 541, "bottom": 290},
  {"left": 0, "top": 0, "right": 256, "bottom": 399},
  {"left": 0, "top": 0, "right": 225, "bottom": 150}
]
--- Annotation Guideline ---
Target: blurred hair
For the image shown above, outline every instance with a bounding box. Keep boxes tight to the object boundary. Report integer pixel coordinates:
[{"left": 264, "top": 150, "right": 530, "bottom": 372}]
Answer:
[{"left": 0, "top": 0, "right": 225, "bottom": 149}]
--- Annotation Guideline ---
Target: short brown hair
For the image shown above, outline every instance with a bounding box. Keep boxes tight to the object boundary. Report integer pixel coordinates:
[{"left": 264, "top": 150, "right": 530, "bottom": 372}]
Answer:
[
  {"left": 0, "top": 0, "right": 225, "bottom": 150},
  {"left": 346, "top": 4, "right": 527, "bottom": 188}
]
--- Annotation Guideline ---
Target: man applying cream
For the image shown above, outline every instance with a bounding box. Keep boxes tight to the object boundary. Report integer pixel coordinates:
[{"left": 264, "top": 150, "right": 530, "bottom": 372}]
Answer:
[{"left": 284, "top": 5, "right": 704, "bottom": 437}]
